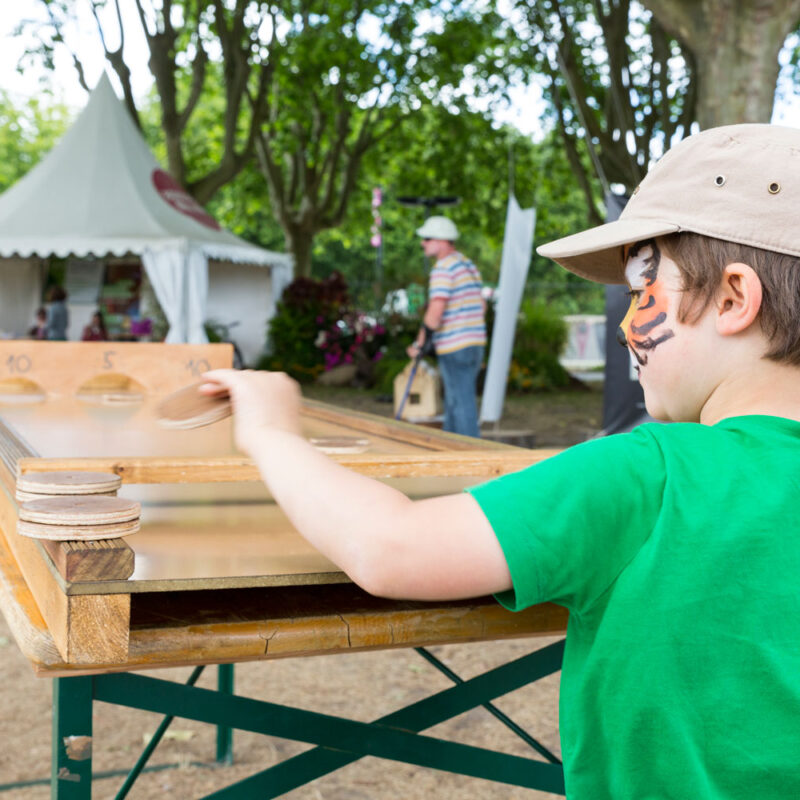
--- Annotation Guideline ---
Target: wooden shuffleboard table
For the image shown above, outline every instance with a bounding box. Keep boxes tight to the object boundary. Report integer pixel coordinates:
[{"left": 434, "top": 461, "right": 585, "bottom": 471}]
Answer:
[{"left": 0, "top": 341, "right": 568, "bottom": 798}]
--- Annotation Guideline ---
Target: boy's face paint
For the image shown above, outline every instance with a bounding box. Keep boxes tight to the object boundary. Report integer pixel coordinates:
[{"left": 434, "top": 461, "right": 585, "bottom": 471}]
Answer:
[{"left": 618, "top": 239, "right": 675, "bottom": 370}]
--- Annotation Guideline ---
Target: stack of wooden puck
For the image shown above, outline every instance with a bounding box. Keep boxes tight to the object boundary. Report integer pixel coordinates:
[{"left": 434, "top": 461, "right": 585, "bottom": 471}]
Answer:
[{"left": 16, "top": 471, "right": 141, "bottom": 541}]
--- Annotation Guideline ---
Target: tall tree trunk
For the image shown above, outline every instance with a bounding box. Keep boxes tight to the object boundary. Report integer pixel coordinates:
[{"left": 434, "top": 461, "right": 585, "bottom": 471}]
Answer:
[
  {"left": 285, "top": 229, "right": 314, "bottom": 278},
  {"left": 643, "top": 0, "right": 800, "bottom": 128}
]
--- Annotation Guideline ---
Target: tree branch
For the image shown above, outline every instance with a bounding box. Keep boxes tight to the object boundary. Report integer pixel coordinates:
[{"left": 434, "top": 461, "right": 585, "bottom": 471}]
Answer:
[{"left": 87, "top": 0, "right": 140, "bottom": 128}]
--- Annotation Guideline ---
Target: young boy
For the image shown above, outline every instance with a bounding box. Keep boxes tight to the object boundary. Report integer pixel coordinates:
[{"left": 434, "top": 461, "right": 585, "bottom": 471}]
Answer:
[{"left": 203, "top": 124, "right": 800, "bottom": 799}]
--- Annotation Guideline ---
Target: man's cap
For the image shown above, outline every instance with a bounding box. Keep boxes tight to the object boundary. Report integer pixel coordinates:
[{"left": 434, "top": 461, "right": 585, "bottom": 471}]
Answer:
[
  {"left": 416, "top": 216, "right": 459, "bottom": 241},
  {"left": 538, "top": 124, "right": 800, "bottom": 284}
]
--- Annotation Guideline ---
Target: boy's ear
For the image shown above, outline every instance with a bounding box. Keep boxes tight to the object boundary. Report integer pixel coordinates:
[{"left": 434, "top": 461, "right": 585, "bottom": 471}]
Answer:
[{"left": 715, "top": 262, "right": 762, "bottom": 336}]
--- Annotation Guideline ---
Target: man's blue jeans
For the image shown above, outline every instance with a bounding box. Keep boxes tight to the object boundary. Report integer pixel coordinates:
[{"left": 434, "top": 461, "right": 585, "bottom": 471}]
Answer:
[{"left": 437, "top": 345, "right": 484, "bottom": 437}]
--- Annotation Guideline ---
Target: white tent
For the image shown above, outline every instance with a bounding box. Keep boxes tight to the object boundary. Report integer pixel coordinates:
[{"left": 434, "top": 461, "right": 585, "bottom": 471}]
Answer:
[{"left": 0, "top": 74, "right": 292, "bottom": 362}]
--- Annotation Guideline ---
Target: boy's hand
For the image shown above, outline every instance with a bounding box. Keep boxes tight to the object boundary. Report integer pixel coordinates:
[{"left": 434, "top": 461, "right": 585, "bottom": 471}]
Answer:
[{"left": 199, "top": 369, "right": 303, "bottom": 453}]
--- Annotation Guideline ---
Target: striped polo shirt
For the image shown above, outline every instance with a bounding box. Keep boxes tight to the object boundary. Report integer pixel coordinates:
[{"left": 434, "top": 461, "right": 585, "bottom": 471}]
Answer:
[{"left": 428, "top": 251, "right": 487, "bottom": 355}]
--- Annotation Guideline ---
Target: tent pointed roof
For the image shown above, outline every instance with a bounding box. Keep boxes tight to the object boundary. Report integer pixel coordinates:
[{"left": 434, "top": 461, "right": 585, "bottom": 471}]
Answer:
[{"left": 0, "top": 74, "right": 290, "bottom": 267}]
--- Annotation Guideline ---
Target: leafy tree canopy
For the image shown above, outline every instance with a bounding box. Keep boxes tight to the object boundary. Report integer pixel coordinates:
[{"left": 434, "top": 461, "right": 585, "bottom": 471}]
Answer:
[
  {"left": 502, "top": 0, "right": 695, "bottom": 222},
  {"left": 20, "top": 0, "right": 505, "bottom": 276},
  {"left": 0, "top": 92, "right": 71, "bottom": 192}
]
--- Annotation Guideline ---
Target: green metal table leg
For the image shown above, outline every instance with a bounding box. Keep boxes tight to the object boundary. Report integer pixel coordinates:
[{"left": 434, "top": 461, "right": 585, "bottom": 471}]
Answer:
[
  {"left": 115, "top": 665, "right": 206, "bottom": 800},
  {"left": 94, "top": 640, "right": 566, "bottom": 797},
  {"left": 52, "top": 676, "right": 93, "bottom": 800},
  {"left": 216, "top": 664, "right": 234, "bottom": 765},
  {"left": 414, "top": 646, "right": 561, "bottom": 764}
]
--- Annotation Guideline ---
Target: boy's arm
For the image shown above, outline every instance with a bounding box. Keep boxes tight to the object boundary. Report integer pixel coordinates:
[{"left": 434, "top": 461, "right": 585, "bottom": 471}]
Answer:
[{"left": 202, "top": 369, "right": 512, "bottom": 601}]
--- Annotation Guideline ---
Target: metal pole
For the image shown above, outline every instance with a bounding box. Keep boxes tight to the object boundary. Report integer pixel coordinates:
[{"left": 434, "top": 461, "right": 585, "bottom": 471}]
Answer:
[
  {"left": 216, "top": 664, "right": 235, "bottom": 765},
  {"left": 115, "top": 666, "right": 206, "bottom": 799},
  {"left": 52, "top": 676, "right": 93, "bottom": 800}
]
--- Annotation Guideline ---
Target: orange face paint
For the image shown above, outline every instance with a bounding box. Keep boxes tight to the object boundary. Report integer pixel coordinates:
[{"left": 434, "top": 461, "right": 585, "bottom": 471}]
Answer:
[{"left": 618, "top": 240, "right": 675, "bottom": 366}]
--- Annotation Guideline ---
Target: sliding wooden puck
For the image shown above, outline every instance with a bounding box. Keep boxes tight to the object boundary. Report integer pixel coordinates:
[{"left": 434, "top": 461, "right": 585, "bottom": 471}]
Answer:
[
  {"left": 17, "top": 518, "right": 140, "bottom": 541},
  {"left": 18, "top": 495, "right": 141, "bottom": 526},
  {"left": 16, "top": 471, "right": 122, "bottom": 497},
  {"left": 309, "top": 436, "right": 371, "bottom": 454},
  {"left": 156, "top": 382, "right": 232, "bottom": 430}
]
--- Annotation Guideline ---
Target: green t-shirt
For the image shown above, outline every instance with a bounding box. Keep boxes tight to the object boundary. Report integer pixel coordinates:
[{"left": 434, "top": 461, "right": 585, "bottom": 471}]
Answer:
[{"left": 468, "top": 416, "right": 800, "bottom": 799}]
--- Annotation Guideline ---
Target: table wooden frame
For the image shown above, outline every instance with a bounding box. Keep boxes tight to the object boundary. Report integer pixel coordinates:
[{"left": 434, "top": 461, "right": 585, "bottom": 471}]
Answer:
[{"left": 0, "top": 342, "right": 568, "bottom": 798}]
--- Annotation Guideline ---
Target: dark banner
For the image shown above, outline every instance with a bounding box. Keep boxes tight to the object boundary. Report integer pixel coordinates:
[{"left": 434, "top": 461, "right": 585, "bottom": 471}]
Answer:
[{"left": 601, "top": 192, "right": 652, "bottom": 434}]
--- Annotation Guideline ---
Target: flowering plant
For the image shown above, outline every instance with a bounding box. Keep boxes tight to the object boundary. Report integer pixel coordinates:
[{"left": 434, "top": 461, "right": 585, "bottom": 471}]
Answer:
[
  {"left": 260, "top": 272, "right": 349, "bottom": 381},
  {"left": 315, "top": 312, "right": 387, "bottom": 371}
]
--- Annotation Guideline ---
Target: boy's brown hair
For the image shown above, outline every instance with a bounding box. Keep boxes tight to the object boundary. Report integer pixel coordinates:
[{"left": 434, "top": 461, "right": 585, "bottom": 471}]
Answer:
[{"left": 658, "top": 231, "right": 800, "bottom": 366}]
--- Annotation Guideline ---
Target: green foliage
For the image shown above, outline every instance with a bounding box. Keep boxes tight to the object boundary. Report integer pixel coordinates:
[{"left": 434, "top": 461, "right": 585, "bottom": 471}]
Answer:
[
  {"left": 260, "top": 272, "right": 414, "bottom": 390},
  {"left": 507, "top": 299, "right": 570, "bottom": 392},
  {"left": 0, "top": 92, "right": 71, "bottom": 192},
  {"left": 311, "top": 107, "right": 603, "bottom": 314},
  {"left": 258, "top": 272, "right": 350, "bottom": 382},
  {"left": 8, "top": 3, "right": 604, "bottom": 317},
  {"left": 503, "top": 0, "right": 695, "bottom": 216}
]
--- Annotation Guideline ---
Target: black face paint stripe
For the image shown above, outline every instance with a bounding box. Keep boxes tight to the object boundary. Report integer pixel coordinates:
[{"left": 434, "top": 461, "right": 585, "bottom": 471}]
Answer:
[
  {"left": 631, "top": 330, "right": 675, "bottom": 351},
  {"left": 631, "top": 312, "right": 666, "bottom": 335},
  {"left": 628, "top": 239, "right": 662, "bottom": 286},
  {"left": 642, "top": 257, "right": 659, "bottom": 285},
  {"left": 629, "top": 345, "right": 647, "bottom": 365},
  {"left": 638, "top": 295, "right": 655, "bottom": 310}
]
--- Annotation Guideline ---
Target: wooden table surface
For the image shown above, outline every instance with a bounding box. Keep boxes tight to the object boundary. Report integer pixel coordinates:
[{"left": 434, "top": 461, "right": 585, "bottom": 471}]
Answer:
[{"left": 0, "top": 343, "right": 567, "bottom": 677}]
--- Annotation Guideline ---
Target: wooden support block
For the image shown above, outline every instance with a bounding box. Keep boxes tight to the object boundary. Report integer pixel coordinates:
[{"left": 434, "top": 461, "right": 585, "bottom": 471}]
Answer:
[
  {"left": 38, "top": 587, "right": 131, "bottom": 664},
  {"left": 0, "top": 468, "right": 131, "bottom": 664},
  {"left": 40, "top": 538, "right": 135, "bottom": 583}
]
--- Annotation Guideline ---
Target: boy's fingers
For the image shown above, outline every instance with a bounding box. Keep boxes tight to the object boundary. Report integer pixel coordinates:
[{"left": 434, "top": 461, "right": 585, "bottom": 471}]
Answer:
[
  {"left": 201, "top": 368, "right": 237, "bottom": 383},
  {"left": 199, "top": 369, "right": 240, "bottom": 392},
  {"left": 197, "top": 381, "right": 229, "bottom": 397}
]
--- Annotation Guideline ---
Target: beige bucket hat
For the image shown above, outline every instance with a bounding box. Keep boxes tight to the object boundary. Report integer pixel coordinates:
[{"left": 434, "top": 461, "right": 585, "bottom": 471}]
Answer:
[
  {"left": 538, "top": 124, "right": 800, "bottom": 284},
  {"left": 416, "top": 215, "right": 459, "bottom": 241}
]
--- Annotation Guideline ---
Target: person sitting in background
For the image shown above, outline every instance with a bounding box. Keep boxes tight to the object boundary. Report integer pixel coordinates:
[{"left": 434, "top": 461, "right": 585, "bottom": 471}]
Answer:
[
  {"left": 45, "top": 286, "right": 69, "bottom": 341},
  {"left": 81, "top": 311, "right": 108, "bottom": 342},
  {"left": 28, "top": 307, "right": 47, "bottom": 340}
]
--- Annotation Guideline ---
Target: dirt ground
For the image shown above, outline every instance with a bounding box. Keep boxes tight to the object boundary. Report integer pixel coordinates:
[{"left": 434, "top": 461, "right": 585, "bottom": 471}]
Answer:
[{"left": 0, "top": 384, "right": 602, "bottom": 799}]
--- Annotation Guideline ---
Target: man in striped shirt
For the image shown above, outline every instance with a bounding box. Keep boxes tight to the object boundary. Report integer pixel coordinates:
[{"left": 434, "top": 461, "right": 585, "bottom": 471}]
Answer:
[{"left": 407, "top": 216, "right": 487, "bottom": 437}]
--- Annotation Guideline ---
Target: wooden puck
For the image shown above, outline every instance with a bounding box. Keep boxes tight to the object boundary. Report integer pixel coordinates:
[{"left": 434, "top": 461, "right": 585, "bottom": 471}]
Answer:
[
  {"left": 17, "top": 518, "right": 140, "bottom": 541},
  {"left": 309, "top": 436, "right": 371, "bottom": 454},
  {"left": 18, "top": 495, "right": 141, "bottom": 526},
  {"left": 16, "top": 471, "right": 122, "bottom": 497},
  {"left": 156, "top": 382, "right": 232, "bottom": 430},
  {"left": 16, "top": 489, "right": 118, "bottom": 503}
]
